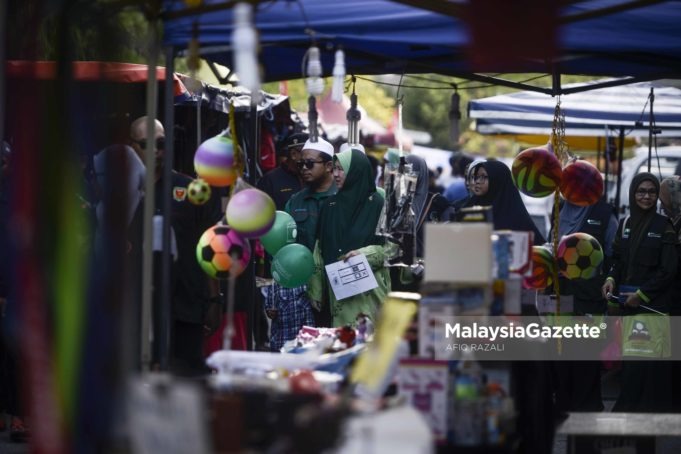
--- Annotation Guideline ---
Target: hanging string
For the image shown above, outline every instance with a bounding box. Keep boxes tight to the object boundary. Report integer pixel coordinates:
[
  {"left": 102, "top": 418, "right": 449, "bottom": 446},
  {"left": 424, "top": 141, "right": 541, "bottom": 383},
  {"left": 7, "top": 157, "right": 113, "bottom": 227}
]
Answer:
[
  {"left": 228, "top": 103, "right": 245, "bottom": 184},
  {"left": 352, "top": 74, "right": 550, "bottom": 91}
]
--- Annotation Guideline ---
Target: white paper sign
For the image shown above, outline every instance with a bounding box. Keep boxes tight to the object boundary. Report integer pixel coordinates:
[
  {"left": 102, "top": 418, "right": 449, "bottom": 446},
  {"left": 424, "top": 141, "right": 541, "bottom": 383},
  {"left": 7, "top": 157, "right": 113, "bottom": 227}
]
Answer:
[{"left": 325, "top": 254, "right": 378, "bottom": 301}]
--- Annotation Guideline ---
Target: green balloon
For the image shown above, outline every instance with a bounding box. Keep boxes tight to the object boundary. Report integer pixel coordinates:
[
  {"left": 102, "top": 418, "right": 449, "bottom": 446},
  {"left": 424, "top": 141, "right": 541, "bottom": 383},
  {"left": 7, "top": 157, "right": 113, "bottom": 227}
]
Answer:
[
  {"left": 271, "top": 243, "right": 314, "bottom": 288},
  {"left": 260, "top": 211, "right": 298, "bottom": 255}
]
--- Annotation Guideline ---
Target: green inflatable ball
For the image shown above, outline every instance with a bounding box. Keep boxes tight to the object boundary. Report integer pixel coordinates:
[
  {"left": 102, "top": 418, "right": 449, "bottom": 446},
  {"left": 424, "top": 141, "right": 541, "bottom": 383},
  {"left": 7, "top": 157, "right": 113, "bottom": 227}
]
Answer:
[
  {"left": 271, "top": 243, "right": 314, "bottom": 288},
  {"left": 260, "top": 211, "right": 297, "bottom": 255}
]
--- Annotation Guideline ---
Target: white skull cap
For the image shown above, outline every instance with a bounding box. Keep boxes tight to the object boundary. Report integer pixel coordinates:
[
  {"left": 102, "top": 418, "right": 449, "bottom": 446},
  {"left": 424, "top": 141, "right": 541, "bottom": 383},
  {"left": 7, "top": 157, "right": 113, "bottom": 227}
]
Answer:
[{"left": 302, "top": 137, "right": 334, "bottom": 157}]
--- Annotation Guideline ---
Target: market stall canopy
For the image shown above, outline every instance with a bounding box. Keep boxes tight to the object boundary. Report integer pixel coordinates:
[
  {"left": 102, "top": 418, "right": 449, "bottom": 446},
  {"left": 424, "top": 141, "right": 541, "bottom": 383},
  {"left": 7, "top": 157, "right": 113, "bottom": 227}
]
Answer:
[
  {"left": 468, "top": 81, "right": 681, "bottom": 139},
  {"left": 6, "top": 60, "right": 190, "bottom": 99},
  {"left": 162, "top": 0, "right": 681, "bottom": 93}
]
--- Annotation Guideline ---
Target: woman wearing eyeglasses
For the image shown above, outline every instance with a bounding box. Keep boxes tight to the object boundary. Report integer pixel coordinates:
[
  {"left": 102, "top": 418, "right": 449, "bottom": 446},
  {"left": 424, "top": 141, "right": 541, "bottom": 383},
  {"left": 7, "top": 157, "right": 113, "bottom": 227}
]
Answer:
[
  {"left": 463, "top": 160, "right": 546, "bottom": 243},
  {"left": 316, "top": 148, "right": 389, "bottom": 327},
  {"left": 601, "top": 172, "right": 678, "bottom": 412}
]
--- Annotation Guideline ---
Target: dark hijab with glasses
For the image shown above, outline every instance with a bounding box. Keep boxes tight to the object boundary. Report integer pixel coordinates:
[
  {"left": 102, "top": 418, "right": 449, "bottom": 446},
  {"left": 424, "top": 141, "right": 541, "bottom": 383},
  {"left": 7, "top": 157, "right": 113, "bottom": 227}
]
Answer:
[
  {"left": 606, "top": 172, "right": 677, "bottom": 309},
  {"left": 464, "top": 160, "right": 545, "bottom": 243}
]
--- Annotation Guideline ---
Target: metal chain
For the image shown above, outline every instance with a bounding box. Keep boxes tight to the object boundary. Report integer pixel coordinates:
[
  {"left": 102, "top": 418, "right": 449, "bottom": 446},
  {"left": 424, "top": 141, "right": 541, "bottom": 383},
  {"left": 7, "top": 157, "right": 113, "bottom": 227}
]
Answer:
[{"left": 551, "top": 99, "right": 565, "bottom": 355}]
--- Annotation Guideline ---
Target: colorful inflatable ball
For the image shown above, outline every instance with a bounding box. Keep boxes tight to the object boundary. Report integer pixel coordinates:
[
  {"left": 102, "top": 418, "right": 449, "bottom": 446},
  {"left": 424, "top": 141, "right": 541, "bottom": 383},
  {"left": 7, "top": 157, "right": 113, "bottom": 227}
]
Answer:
[
  {"left": 194, "top": 135, "right": 238, "bottom": 187},
  {"left": 511, "top": 146, "right": 563, "bottom": 197},
  {"left": 260, "top": 211, "right": 297, "bottom": 256},
  {"left": 271, "top": 243, "right": 314, "bottom": 288},
  {"left": 196, "top": 225, "right": 251, "bottom": 279},
  {"left": 225, "top": 188, "right": 276, "bottom": 238},
  {"left": 187, "top": 178, "right": 212, "bottom": 205},
  {"left": 556, "top": 232, "right": 604, "bottom": 280},
  {"left": 559, "top": 160, "right": 604, "bottom": 206},
  {"left": 523, "top": 246, "right": 555, "bottom": 290}
]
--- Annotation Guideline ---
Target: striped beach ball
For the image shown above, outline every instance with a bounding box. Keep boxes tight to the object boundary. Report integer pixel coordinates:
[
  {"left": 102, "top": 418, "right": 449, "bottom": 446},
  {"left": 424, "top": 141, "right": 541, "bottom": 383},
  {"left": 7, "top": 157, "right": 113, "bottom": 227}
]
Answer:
[
  {"left": 523, "top": 246, "right": 555, "bottom": 289},
  {"left": 512, "top": 147, "right": 563, "bottom": 198}
]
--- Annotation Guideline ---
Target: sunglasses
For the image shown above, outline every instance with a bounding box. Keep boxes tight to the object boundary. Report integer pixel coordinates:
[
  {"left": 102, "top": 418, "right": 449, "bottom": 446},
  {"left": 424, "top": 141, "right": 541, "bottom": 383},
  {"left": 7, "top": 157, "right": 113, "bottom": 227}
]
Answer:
[
  {"left": 297, "top": 159, "right": 325, "bottom": 170},
  {"left": 133, "top": 138, "right": 165, "bottom": 150}
]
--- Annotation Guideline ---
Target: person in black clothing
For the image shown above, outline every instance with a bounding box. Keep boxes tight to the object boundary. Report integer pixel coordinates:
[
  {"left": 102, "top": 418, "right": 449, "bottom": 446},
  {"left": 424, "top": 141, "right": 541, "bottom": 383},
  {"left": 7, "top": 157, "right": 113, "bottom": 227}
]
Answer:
[
  {"left": 551, "top": 197, "right": 618, "bottom": 412},
  {"left": 256, "top": 133, "right": 307, "bottom": 211},
  {"left": 658, "top": 175, "right": 681, "bottom": 411},
  {"left": 464, "top": 160, "right": 546, "bottom": 243},
  {"left": 0, "top": 140, "right": 29, "bottom": 442},
  {"left": 130, "top": 117, "right": 223, "bottom": 375},
  {"left": 602, "top": 172, "right": 678, "bottom": 412}
]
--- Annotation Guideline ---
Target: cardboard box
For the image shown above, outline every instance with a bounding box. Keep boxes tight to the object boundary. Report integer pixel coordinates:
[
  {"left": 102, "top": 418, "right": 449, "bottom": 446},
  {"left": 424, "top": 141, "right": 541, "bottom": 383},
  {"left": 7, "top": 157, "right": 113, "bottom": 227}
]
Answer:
[
  {"left": 397, "top": 359, "right": 452, "bottom": 442},
  {"left": 424, "top": 223, "right": 493, "bottom": 286}
]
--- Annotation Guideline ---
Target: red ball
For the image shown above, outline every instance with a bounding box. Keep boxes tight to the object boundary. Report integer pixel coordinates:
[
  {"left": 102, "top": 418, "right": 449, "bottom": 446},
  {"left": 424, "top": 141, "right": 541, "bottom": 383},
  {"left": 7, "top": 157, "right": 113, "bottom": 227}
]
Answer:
[
  {"left": 523, "top": 246, "right": 555, "bottom": 289},
  {"left": 559, "top": 160, "right": 603, "bottom": 206},
  {"left": 512, "top": 147, "right": 562, "bottom": 197}
]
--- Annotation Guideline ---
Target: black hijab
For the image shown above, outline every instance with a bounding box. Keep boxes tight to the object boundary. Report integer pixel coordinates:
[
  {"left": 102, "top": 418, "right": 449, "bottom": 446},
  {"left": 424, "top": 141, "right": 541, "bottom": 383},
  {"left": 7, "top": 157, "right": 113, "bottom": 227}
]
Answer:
[
  {"left": 626, "top": 172, "right": 660, "bottom": 280},
  {"left": 466, "top": 160, "right": 546, "bottom": 243},
  {"left": 405, "top": 154, "right": 429, "bottom": 224}
]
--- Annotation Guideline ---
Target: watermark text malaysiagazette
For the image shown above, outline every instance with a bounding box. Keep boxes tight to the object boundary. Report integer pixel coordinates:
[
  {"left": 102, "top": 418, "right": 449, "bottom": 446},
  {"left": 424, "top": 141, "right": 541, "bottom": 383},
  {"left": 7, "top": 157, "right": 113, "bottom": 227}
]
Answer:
[{"left": 445, "top": 322, "right": 603, "bottom": 341}]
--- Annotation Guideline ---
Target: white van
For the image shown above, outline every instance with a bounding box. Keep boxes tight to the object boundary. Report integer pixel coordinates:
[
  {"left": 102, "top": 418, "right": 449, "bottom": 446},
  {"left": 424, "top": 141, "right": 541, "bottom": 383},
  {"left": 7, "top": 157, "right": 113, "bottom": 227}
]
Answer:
[{"left": 607, "top": 146, "right": 681, "bottom": 216}]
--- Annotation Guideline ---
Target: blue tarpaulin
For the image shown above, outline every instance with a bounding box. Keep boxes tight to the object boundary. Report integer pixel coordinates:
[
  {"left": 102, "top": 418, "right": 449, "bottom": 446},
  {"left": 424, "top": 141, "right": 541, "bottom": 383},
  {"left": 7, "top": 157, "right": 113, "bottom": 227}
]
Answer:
[{"left": 162, "top": 0, "right": 681, "bottom": 89}]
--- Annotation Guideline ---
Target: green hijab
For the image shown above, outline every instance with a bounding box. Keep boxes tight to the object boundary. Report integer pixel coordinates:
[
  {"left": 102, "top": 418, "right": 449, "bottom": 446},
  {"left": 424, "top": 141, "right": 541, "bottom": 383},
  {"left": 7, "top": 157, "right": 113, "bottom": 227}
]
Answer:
[{"left": 319, "top": 149, "right": 385, "bottom": 264}]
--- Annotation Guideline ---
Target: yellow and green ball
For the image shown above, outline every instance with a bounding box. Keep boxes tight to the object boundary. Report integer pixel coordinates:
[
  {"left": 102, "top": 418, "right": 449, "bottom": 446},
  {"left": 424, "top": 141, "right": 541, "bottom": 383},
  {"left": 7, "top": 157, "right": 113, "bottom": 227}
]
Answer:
[
  {"left": 557, "top": 232, "right": 604, "bottom": 279},
  {"left": 187, "top": 178, "right": 212, "bottom": 205}
]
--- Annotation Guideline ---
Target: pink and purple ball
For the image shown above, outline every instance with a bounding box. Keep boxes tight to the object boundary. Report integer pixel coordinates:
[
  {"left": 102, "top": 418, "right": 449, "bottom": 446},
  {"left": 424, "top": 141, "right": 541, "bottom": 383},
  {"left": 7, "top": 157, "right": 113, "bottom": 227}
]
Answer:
[
  {"left": 225, "top": 188, "right": 276, "bottom": 238},
  {"left": 194, "top": 135, "right": 237, "bottom": 187}
]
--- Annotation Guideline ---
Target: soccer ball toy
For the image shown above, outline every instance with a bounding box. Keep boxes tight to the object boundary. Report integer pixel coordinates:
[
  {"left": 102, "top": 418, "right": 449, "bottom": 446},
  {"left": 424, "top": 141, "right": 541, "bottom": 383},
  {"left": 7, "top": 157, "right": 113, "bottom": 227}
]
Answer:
[
  {"left": 196, "top": 225, "right": 251, "bottom": 279},
  {"left": 225, "top": 188, "right": 276, "bottom": 238},
  {"left": 523, "top": 246, "right": 555, "bottom": 290},
  {"left": 187, "top": 178, "right": 211, "bottom": 205},
  {"left": 556, "top": 232, "right": 604, "bottom": 279},
  {"left": 512, "top": 146, "right": 562, "bottom": 197},
  {"left": 559, "top": 160, "right": 603, "bottom": 206},
  {"left": 194, "top": 135, "right": 238, "bottom": 187}
]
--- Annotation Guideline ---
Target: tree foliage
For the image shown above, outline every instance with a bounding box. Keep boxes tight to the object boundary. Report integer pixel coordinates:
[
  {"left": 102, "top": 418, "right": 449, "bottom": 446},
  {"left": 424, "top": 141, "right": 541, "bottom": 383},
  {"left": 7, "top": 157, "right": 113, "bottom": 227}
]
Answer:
[{"left": 6, "top": 0, "right": 149, "bottom": 62}]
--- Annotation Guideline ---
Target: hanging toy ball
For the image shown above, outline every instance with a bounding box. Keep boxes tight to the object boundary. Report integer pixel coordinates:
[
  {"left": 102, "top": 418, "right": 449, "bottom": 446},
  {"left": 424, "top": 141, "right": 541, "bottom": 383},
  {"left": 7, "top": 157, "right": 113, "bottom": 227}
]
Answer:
[
  {"left": 187, "top": 178, "right": 212, "bottom": 205},
  {"left": 194, "top": 135, "right": 238, "bottom": 187},
  {"left": 225, "top": 188, "right": 276, "bottom": 238},
  {"left": 271, "top": 243, "right": 315, "bottom": 288},
  {"left": 196, "top": 225, "right": 251, "bottom": 279},
  {"left": 557, "top": 232, "right": 604, "bottom": 280},
  {"left": 559, "top": 160, "right": 604, "bottom": 206},
  {"left": 523, "top": 246, "right": 555, "bottom": 290},
  {"left": 260, "top": 211, "right": 297, "bottom": 256},
  {"left": 511, "top": 146, "right": 563, "bottom": 197}
]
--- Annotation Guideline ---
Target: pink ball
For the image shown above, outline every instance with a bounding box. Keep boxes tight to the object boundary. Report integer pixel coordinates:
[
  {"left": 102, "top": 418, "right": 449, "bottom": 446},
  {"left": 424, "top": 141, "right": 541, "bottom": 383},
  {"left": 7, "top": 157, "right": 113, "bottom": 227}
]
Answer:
[
  {"left": 194, "top": 135, "right": 237, "bottom": 187},
  {"left": 225, "top": 188, "right": 276, "bottom": 238}
]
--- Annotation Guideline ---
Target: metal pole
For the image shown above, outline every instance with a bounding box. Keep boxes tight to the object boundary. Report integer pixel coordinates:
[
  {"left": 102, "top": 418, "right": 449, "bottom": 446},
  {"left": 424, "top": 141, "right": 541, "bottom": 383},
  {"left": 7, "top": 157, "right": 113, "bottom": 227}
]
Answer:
[
  {"left": 247, "top": 100, "right": 259, "bottom": 350},
  {"left": 616, "top": 127, "right": 625, "bottom": 216},
  {"left": 647, "top": 87, "right": 654, "bottom": 173},
  {"left": 141, "top": 18, "right": 160, "bottom": 371},
  {"left": 159, "top": 45, "right": 176, "bottom": 370}
]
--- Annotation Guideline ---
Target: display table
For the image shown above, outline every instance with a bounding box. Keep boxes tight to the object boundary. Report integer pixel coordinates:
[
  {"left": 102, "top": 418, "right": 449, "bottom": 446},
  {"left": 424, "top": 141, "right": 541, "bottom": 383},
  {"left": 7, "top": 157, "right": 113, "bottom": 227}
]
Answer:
[{"left": 557, "top": 412, "right": 681, "bottom": 454}]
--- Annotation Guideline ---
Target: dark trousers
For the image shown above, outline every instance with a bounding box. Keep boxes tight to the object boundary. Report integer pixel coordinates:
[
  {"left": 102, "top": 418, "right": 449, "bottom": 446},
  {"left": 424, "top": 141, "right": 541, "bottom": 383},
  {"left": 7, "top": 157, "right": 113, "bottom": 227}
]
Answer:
[
  {"left": 0, "top": 321, "right": 21, "bottom": 416},
  {"left": 613, "top": 361, "right": 673, "bottom": 413},
  {"left": 170, "top": 320, "right": 209, "bottom": 377},
  {"left": 553, "top": 361, "right": 604, "bottom": 412}
]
